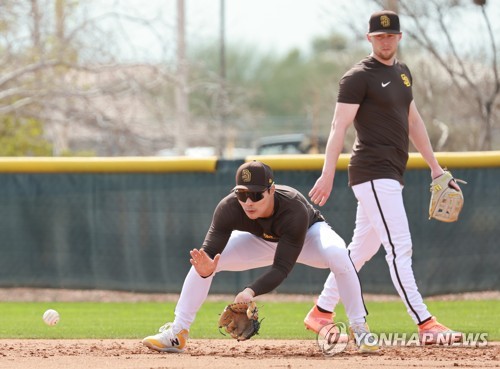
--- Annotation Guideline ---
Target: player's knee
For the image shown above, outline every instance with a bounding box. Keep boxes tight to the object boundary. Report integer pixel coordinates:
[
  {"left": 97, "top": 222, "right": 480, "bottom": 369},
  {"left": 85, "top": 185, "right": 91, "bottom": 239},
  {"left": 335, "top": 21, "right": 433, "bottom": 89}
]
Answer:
[{"left": 324, "top": 247, "right": 355, "bottom": 275}]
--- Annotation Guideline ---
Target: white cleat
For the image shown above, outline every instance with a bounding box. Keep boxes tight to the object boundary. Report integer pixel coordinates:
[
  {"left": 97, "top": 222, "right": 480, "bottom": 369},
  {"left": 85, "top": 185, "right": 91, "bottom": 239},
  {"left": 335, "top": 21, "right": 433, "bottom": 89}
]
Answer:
[
  {"left": 349, "top": 322, "right": 380, "bottom": 354},
  {"left": 142, "top": 322, "right": 189, "bottom": 353}
]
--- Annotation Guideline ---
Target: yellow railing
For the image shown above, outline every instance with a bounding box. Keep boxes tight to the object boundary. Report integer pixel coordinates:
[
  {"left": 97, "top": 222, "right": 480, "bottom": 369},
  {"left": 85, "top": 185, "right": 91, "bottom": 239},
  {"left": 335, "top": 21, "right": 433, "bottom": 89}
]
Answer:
[
  {"left": 0, "top": 156, "right": 219, "bottom": 173},
  {"left": 248, "top": 151, "right": 500, "bottom": 170},
  {"left": 0, "top": 151, "right": 498, "bottom": 173}
]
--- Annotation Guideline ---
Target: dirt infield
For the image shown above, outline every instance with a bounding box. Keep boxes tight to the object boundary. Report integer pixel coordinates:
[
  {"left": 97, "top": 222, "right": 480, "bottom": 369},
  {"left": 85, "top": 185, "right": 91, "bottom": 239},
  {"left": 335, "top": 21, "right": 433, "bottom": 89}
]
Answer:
[{"left": 1, "top": 339, "right": 498, "bottom": 369}]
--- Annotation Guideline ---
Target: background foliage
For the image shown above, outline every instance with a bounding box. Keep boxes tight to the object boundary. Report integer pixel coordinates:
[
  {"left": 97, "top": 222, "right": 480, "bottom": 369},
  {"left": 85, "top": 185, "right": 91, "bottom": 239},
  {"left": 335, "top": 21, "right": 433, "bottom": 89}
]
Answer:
[{"left": 0, "top": 0, "right": 498, "bottom": 156}]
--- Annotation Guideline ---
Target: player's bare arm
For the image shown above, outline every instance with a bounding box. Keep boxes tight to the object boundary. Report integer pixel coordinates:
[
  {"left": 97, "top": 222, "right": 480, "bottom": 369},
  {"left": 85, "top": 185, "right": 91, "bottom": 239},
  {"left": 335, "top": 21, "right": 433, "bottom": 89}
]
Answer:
[
  {"left": 309, "top": 102, "right": 358, "bottom": 206},
  {"left": 189, "top": 248, "right": 220, "bottom": 277},
  {"left": 408, "top": 101, "right": 461, "bottom": 191},
  {"left": 408, "top": 101, "right": 442, "bottom": 176}
]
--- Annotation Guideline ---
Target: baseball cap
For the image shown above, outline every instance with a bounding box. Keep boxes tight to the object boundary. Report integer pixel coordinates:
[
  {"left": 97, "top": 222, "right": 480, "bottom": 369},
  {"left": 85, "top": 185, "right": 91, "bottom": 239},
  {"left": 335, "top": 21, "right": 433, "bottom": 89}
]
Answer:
[
  {"left": 234, "top": 161, "right": 274, "bottom": 191},
  {"left": 368, "top": 10, "right": 401, "bottom": 35}
]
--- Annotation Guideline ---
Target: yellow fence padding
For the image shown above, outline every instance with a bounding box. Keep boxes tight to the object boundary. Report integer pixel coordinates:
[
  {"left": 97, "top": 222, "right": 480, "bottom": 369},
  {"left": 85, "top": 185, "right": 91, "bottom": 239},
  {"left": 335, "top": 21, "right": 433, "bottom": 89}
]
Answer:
[
  {"left": 0, "top": 156, "right": 219, "bottom": 173},
  {"left": 247, "top": 151, "right": 500, "bottom": 170},
  {"left": 0, "top": 151, "right": 498, "bottom": 173}
]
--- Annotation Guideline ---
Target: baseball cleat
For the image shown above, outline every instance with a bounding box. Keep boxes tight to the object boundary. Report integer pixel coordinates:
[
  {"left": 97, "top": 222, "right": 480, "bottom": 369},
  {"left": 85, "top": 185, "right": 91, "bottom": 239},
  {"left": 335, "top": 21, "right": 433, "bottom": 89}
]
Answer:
[
  {"left": 142, "top": 322, "right": 189, "bottom": 353},
  {"left": 349, "top": 322, "right": 380, "bottom": 353},
  {"left": 304, "top": 305, "right": 349, "bottom": 343},
  {"left": 418, "top": 316, "right": 463, "bottom": 345}
]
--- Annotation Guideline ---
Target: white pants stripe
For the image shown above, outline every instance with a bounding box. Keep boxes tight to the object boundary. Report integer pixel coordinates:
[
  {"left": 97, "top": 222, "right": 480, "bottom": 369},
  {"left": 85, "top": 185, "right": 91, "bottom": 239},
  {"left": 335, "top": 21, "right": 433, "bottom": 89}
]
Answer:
[
  {"left": 316, "top": 179, "right": 431, "bottom": 324},
  {"left": 173, "top": 221, "right": 368, "bottom": 330}
]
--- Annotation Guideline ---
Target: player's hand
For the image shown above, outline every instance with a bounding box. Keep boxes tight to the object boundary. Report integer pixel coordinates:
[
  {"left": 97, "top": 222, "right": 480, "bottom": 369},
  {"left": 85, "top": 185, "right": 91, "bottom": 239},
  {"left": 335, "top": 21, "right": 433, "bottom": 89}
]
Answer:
[
  {"left": 234, "top": 288, "right": 255, "bottom": 303},
  {"left": 432, "top": 169, "right": 461, "bottom": 191},
  {"left": 190, "top": 249, "right": 220, "bottom": 278},
  {"left": 309, "top": 174, "right": 334, "bottom": 206},
  {"left": 448, "top": 178, "right": 461, "bottom": 191}
]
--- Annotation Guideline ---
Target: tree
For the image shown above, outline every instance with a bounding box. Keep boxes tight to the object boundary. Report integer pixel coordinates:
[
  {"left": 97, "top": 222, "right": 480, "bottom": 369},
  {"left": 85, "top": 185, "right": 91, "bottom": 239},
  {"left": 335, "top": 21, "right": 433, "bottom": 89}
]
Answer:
[
  {"left": 0, "top": 116, "right": 52, "bottom": 156},
  {"left": 186, "top": 29, "right": 359, "bottom": 152},
  {"left": 0, "top": 0, "right": 180, "bottom": 156},
  {"left": 379, "top": 0, "right": 499, "bottom": 150}
]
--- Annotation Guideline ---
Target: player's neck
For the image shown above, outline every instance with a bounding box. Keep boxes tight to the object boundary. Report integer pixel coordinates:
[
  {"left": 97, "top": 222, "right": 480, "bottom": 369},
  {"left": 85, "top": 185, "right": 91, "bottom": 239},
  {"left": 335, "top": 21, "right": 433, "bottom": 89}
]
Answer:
[
  {"left": 370, "top": 52, "right": 396, "bottom": 66},
  {"left": 262, "top": 200, "right": 275, "bottom": 218}
]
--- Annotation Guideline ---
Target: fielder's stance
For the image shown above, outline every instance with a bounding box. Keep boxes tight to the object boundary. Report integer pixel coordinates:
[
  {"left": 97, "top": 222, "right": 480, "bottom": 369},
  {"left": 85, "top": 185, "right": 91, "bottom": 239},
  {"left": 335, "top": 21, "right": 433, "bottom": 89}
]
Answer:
[
  {"left": 143, "top": 161, "right": 378, "bottom": 353},
  {"left": 304, "top": 10, "right": 463, "bottom": 345}
]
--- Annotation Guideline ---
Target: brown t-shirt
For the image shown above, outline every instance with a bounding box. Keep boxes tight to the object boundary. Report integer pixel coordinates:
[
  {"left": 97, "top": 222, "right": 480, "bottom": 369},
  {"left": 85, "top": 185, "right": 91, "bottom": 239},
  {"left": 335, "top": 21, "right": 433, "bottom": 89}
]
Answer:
[
  {"left": 202, "top": 185, "right": 325, "bottom": 296},
  {"left": 338, "top": 56, "right": 414, "bottom": 186}
]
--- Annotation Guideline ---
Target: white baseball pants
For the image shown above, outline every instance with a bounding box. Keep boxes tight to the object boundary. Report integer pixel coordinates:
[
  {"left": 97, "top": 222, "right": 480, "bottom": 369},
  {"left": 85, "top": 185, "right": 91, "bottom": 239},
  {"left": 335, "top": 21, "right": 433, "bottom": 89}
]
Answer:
[
  {"left": 316, "top": 179, "right": 432, "bottom": 324},
  {"left": 173, "top": 221, "right": 368, "bottom": 331}
]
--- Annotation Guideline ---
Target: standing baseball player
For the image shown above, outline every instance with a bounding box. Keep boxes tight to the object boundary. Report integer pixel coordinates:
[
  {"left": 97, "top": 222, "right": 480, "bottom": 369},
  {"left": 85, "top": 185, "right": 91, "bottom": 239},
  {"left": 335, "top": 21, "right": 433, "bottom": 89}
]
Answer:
[
  {"left": 143, "top": 160, "right": 378, "bottom": 353},
  {"left": 304, "top": 10, "right": 463, "bottom": 345}
]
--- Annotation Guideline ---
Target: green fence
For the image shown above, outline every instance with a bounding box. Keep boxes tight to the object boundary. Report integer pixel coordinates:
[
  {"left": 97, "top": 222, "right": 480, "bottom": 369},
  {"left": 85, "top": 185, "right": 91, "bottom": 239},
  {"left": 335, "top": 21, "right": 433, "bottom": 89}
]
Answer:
[{"left": 0, "top": 154, "right": 498, "bottom": 296}]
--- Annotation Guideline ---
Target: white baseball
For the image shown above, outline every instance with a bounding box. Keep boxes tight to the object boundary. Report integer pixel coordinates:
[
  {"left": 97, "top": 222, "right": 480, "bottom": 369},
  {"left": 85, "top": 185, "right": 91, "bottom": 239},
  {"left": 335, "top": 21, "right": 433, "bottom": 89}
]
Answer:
[{"left": 43, "top": 309, "right": 60, "bottom": 326}]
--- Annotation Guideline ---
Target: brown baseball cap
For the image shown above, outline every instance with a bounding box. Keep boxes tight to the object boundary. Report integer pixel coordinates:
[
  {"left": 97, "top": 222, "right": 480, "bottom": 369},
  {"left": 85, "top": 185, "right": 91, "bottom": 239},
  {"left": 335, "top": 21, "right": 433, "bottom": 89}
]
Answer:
[
  {"left": 368, "top": 10, "right": 401, "bottom": 35},
  {"left": 234, "top": 161, "right": 274, "bottom": 191}
]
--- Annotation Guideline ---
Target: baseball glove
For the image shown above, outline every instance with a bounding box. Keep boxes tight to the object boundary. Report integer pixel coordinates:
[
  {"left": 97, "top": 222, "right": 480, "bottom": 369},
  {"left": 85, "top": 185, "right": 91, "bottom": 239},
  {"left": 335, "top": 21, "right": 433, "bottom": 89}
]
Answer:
[
  {"left": 218, "top": 301, "right": 260, "bottom": 341},
  {"left": 429, "top": 170, "right": 467, "bottom": 222}
]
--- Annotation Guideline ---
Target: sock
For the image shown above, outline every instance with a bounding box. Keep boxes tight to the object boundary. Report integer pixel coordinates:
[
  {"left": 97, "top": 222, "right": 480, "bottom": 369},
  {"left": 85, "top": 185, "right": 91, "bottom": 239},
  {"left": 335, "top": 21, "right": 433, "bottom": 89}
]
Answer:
[{"left": 316, "top": 305, "right": 332, "bottom": 314}]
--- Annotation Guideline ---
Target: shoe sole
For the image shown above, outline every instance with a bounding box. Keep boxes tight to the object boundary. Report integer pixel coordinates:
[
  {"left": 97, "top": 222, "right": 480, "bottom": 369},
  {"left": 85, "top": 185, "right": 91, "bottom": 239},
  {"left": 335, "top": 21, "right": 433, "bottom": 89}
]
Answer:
[
  {"left": 142, "top": 340, "right": 184, "bottom": 353},
  {"left": 358, "top": 345, "right": 381, "bottom": 354}
]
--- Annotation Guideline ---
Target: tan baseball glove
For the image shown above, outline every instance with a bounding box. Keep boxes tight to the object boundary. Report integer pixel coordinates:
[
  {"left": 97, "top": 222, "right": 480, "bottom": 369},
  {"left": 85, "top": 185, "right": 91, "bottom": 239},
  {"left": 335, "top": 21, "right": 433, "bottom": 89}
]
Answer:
[
  {"left": 429, "top": 170, "right": 467, "bottom": 222},
  {"left": 218, "top": 301, "right": 260, "bottom": 341}
]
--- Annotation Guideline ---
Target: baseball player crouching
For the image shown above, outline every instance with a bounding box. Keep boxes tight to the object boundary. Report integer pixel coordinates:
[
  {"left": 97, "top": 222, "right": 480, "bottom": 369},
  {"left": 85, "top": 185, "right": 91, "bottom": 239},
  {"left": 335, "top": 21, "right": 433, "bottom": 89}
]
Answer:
[{"left": 142, "top": 161, "right": 379, "bottom": 354}]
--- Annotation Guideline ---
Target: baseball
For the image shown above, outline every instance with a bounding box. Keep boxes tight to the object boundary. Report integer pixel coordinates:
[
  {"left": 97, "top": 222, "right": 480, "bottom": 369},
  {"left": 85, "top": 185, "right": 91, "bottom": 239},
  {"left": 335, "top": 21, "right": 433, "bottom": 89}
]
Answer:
[{"left": 42, "top": 309, "right": 60, "bottom": 326}]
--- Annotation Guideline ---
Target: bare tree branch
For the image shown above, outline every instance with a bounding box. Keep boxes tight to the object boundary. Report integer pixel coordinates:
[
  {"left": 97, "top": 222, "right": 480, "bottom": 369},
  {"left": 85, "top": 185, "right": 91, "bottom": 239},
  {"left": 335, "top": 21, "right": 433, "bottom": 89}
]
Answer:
[{"left": 397, "top": 0, "right": 498, "bottom": 150}]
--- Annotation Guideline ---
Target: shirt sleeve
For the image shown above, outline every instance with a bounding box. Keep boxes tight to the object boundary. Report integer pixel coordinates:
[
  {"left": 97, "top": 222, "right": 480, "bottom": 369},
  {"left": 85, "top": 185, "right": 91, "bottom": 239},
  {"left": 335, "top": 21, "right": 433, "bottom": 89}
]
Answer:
[
  {"left": 337, "top": 68, "right": 367, "bottom": 104},
  {"left": 247, "top": 207, "right": 309, "bottom": 296}
]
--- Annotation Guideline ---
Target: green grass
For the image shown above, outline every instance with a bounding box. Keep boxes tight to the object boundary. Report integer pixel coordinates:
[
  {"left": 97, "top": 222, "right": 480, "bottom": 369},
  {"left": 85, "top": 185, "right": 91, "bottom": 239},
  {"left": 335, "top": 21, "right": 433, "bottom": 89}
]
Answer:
[{"left": 0, "top": 300, "right": 498, "bottom": 340}]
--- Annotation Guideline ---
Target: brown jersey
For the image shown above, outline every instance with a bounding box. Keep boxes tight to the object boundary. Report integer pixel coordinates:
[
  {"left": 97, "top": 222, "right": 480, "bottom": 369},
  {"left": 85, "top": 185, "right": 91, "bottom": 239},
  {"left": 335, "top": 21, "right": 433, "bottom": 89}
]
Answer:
[
  {"left": 338, "top": 56, "right": 414, "bottom": 186},
  {"left": 202, "top": 185, "right": 325, "bottom": 296}
]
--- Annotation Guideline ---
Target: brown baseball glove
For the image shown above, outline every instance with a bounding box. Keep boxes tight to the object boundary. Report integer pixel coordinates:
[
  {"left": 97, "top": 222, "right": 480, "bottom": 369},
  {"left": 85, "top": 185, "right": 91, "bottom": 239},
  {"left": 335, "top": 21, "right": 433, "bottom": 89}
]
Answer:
[
  {"left": 429, "top": 170, "right": 467, "bottom": 222},
  {"left": 218, "top": 301, "right": 260, "bottom": 341}
]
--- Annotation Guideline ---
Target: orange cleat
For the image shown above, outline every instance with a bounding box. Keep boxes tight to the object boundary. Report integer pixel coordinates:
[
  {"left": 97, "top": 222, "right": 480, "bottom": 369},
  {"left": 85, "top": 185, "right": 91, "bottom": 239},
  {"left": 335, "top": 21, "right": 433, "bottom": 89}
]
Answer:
[
  {"left": 304, "top": 305, "right": 349, "bottom": 344},
  {"left": 418, "top": 316, "right": 463, "bottom": 345}
]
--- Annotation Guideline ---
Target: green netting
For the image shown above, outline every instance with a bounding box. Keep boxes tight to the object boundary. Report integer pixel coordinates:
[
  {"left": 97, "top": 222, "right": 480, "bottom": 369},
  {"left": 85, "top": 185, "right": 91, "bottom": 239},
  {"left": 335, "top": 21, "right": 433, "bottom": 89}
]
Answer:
[{"left": 0, "top": 161, "right": 497, "bottom": 296}]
